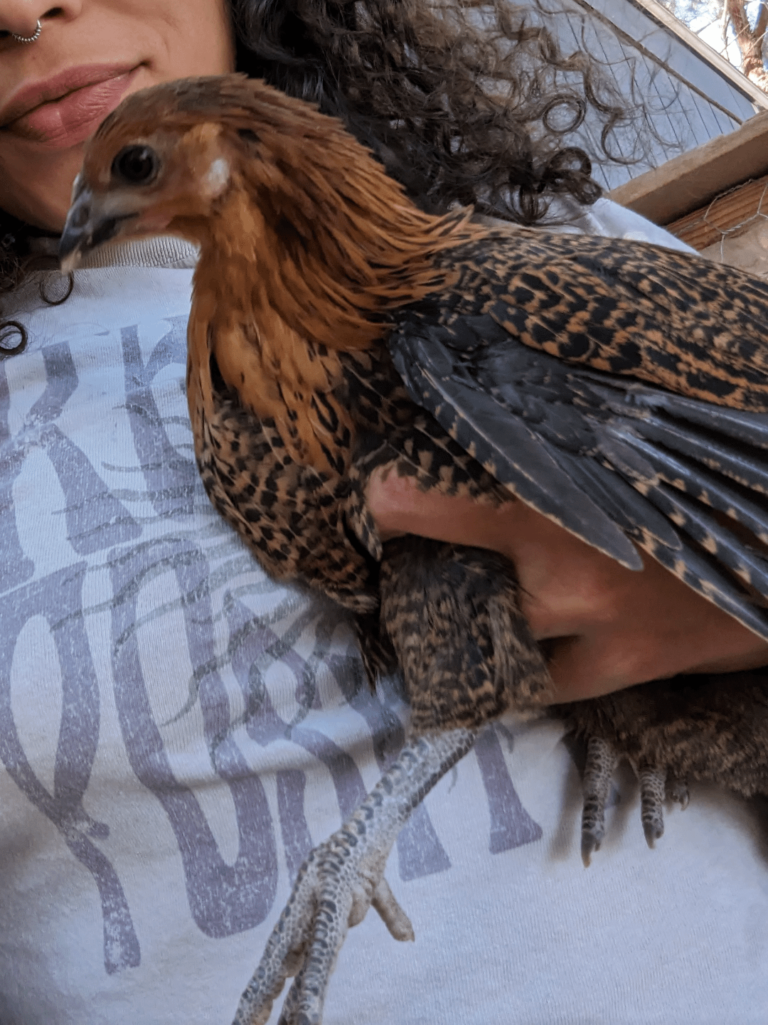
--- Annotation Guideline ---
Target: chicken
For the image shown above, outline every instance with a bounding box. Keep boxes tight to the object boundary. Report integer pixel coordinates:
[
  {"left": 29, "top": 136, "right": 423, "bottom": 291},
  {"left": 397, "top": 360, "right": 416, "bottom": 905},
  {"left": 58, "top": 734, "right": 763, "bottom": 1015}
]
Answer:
[{"left": 58, "top": 74, "right": 768, "bottom": 1025}]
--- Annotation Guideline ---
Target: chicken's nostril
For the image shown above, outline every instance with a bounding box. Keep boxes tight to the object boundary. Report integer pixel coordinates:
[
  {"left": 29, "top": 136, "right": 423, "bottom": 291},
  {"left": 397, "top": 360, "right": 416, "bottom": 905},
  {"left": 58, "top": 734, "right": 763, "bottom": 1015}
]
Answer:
[{"left": 71, "top": 204, "right": 91, "bottom": 229}]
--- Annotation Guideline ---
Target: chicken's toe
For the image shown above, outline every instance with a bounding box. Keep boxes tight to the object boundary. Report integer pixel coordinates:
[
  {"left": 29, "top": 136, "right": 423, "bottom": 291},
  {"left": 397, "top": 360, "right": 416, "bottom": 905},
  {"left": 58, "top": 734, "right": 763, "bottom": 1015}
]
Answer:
[
  {"left": 581, "top": 735, "right": 619, "bottom": 867},
  {"left": 232, "top": 728, "right": 475, "bottom": 1025},
  {"left": 637, "top": 764, "right": 667, "bottom": 848}
]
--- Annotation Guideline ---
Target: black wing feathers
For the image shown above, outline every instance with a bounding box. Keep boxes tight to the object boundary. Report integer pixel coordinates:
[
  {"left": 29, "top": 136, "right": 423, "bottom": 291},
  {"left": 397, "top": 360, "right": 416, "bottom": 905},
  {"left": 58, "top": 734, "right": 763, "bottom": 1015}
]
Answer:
[
  {"left": 395, "top": 331, "right": 644, "bottom": 569},
  {"left": 388, "top": 230, "right": 768, "bottom": 641}
]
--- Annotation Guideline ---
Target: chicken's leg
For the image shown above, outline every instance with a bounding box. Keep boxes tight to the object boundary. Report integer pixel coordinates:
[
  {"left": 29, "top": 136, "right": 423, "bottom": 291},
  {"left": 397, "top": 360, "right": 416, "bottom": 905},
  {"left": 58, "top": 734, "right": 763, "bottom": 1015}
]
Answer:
[
  {"left": 232, "top": 727, "right": 476, "bottom": 1025},
  {"left": 234, "top": 538, "right": 552, "bottom": 1025}
]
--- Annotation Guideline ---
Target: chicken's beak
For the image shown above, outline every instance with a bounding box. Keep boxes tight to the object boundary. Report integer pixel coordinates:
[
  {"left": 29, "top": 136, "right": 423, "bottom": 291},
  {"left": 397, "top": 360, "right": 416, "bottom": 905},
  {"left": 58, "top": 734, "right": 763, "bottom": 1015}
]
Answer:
[{"left": 59, "top": 184, "right": 137, "bottom": 272}]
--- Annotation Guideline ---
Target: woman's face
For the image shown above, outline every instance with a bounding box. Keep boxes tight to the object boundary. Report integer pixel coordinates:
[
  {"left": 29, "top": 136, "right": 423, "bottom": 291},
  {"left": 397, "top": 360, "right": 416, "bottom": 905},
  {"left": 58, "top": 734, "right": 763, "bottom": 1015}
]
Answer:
[{"left": 0, "top": 0, "right": 236, "bottom": 231}]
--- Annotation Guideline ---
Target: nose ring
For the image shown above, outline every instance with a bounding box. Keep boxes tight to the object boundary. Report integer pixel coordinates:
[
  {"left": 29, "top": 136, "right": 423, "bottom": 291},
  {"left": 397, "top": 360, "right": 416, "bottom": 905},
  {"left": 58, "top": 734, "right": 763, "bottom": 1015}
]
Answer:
[{"left": 11, "top": 20, "right": 42, "bottom": 43}]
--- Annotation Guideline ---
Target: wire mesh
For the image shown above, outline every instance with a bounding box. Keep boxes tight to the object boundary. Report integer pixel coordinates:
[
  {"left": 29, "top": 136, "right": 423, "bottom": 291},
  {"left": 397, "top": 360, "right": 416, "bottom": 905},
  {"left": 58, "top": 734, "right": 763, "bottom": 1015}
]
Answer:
[{"left": 667, "top": 173, "right": 768, "bottom": 276}]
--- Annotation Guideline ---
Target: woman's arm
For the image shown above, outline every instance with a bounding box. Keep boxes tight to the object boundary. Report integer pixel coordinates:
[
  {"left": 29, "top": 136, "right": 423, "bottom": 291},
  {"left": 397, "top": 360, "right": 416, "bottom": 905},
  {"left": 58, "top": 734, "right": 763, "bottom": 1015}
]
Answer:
[{"left": 368, "top": 468, "right": 768, "bottom": 703}]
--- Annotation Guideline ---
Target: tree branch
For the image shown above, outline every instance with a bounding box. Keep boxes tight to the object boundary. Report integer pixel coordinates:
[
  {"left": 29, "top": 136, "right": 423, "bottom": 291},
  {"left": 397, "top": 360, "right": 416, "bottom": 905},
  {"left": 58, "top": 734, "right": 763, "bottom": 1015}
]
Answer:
[{"left": 726, "top": 0, "right": 768, "bottom": 90}]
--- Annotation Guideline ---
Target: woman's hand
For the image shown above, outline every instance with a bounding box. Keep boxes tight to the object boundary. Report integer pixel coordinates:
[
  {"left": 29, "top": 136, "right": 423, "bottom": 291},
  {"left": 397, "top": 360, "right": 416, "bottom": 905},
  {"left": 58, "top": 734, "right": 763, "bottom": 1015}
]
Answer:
[{"left": 368, "top": 469, "right": 768, "bottom": 703}]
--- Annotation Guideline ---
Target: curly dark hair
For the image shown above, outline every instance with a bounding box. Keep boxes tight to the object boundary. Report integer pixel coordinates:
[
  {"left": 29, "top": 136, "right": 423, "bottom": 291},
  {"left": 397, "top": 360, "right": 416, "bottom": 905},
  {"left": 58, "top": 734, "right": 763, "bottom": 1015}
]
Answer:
[{"left": 1, "top": 0, "right": 642, "bottom": 351}]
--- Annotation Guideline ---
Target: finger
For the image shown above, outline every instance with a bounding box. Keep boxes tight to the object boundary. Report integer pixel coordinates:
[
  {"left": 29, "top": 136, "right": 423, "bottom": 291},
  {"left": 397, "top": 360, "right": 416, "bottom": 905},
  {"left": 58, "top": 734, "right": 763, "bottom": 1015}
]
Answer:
[
  {"left": 542, "top": 601, "right": 768, "bottom": 702},
  {"left": 367, "top": 465, "right": 518, "bottom": 547},
  {"left": 542, "top": 634, "right": 638, "bottom": 701}
]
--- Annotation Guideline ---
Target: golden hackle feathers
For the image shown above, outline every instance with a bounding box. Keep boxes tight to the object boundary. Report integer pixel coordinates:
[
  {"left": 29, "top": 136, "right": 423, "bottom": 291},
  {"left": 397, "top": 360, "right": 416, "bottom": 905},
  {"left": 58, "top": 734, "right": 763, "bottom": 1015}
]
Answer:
[
  {"left": 88, "top": 74, "right": 484, "bottom": 473},
  {"left": 91, "top": 74, "right": 481, "bottom": 349}
]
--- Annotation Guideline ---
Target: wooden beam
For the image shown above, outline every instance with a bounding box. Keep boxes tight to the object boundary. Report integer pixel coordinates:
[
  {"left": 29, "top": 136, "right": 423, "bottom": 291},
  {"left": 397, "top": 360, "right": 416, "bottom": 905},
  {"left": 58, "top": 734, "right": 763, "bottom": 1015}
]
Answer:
[
  {"left": 608, "top": 109, "right": 768, "bottom": 223},
  {"left": 668, "top": 174, "right": 768, "bottom": 249}
]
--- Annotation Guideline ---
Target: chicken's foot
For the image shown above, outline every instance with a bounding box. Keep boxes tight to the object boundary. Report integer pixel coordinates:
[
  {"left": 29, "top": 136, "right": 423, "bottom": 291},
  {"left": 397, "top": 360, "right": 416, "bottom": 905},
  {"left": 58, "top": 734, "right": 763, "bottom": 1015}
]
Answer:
[
  {"left": 580, "top": 734, "right": 691, "bottom": 866},
  {"left": 232, "top": 727, "right": 477, "bottom": 1025}
]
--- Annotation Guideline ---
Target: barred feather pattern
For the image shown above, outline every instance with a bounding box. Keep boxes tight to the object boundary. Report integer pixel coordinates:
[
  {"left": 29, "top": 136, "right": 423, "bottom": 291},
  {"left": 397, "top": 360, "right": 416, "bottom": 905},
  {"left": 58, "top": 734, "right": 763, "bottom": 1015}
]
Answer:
[{"left": 390, "top": 230, "right": 768, "bottom": 642}]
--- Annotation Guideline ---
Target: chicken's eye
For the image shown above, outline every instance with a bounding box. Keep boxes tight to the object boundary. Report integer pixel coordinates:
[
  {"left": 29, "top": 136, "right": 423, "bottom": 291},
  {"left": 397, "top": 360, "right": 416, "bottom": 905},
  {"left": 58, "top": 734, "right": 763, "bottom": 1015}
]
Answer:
[{"left": 111, "top": 145, "right": 160, "bottom": 185}]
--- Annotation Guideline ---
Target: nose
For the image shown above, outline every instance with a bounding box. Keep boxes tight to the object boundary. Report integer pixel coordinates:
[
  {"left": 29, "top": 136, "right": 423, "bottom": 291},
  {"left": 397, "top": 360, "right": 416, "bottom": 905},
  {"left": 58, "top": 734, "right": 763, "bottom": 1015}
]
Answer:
[{"left": 0, "top": 2, "right": 83, "bottom": 44}]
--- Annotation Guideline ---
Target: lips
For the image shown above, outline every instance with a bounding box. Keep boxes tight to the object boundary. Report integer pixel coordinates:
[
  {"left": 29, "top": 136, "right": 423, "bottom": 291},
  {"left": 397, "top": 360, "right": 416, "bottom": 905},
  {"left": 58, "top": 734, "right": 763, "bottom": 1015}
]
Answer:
[{"left": 0, "top": 63, "right": 142, "bottom": 148}]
